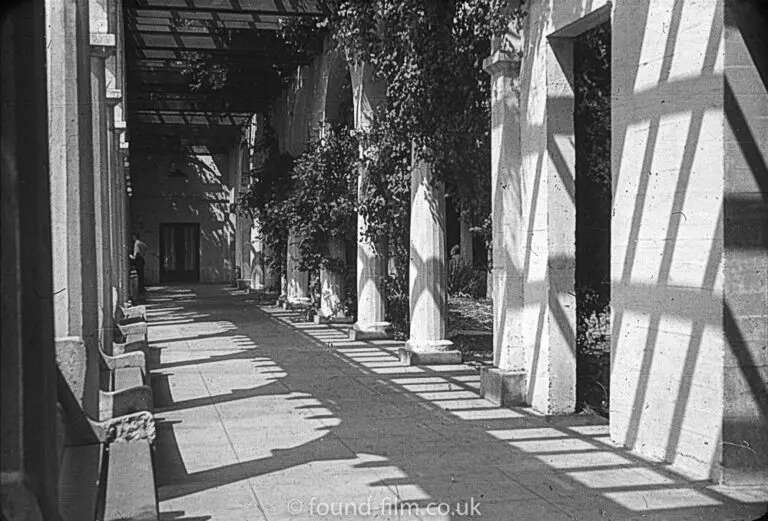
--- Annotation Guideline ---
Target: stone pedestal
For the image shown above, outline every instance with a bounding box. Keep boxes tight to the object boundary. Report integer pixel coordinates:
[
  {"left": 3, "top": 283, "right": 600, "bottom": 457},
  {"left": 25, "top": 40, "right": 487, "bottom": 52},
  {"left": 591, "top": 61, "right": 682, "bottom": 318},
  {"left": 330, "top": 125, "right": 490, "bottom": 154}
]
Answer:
[
  {"left": 401, "top": 144, "right": 460, "bottom": 365},
  {"left": 480, "top": 367, "right": 527, "bottom": 407}
]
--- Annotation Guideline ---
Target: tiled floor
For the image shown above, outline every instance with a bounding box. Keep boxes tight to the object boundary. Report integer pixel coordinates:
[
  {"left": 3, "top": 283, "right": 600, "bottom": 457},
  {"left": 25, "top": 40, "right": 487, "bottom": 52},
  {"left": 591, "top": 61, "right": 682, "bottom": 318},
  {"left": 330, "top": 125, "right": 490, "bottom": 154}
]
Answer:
[{"left": 148, "top": 284, "right": 767, "bottom": 521}]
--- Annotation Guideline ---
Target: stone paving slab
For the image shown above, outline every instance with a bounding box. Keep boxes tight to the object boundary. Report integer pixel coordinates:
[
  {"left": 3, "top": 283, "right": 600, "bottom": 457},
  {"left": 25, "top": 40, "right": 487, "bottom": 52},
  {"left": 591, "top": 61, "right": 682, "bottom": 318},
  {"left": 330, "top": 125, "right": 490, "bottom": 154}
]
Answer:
[{"left": 147, "top": 285, "right": 768, "bottom": 521}]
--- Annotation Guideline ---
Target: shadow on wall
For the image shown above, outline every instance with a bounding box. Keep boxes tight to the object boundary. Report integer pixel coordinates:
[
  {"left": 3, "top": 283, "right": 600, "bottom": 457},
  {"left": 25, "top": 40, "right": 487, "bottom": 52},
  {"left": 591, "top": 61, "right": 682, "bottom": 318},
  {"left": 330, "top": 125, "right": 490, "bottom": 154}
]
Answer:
[
  {"left": 490, "top": 0, "right": 768, "bottom": 481},
  {"left": 609, "top": 0, "right": 766, "bottom": 482},
  {"left": 130, "top": 145, "right": 236, "bottom": 284}
]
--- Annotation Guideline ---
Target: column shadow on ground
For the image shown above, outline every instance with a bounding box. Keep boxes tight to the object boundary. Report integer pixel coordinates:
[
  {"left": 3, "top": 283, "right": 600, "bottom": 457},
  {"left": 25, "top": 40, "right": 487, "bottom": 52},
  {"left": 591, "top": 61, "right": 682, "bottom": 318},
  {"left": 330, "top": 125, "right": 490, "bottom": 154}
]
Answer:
[{"left": 147, "top": 285, "right": 766, "bottom": 520}]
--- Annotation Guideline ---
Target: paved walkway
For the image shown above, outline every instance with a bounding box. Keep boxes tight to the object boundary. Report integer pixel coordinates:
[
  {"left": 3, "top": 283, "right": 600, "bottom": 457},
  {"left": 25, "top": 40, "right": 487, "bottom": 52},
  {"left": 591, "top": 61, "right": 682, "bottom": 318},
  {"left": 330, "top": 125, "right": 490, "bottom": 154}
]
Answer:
[{"left": 147, "top": 284, "right": 767, "bottom": 521}]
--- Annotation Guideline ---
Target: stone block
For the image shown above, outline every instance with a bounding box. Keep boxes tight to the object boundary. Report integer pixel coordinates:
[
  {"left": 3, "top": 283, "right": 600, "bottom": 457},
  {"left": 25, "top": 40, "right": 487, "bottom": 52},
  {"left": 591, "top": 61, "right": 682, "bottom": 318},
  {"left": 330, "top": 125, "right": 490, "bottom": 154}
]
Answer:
[
  {"left": 398, "top": 341, "right": 462, "bottom": 366},
  {"left": 480, "top": 367, "right": 527, "bottom": 407},
  {"left": 349, "top": 321, "right": 392, "bottom": 341}
]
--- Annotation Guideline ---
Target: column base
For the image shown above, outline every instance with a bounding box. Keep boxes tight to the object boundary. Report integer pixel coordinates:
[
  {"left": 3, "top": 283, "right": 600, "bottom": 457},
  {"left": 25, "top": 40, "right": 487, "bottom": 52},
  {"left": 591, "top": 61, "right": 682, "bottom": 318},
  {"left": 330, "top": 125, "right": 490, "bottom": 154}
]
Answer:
[
  {"left": 399, "top": 339, "right": 461, "bottom": 365},
  {"left": 349, "top": 321, "right": 393, "bottom": 340},
  {"left": 480, "top": 367, "right": 527, "bottom": 407},
  {"left": 236, "top": 279, "right": 251, "bottom": 290},
  {"left": 282, "top": 297, "right": 312, "bottom": 310},
  {"left": 315, "top": 314, "right": 355, "bottom": 325}
]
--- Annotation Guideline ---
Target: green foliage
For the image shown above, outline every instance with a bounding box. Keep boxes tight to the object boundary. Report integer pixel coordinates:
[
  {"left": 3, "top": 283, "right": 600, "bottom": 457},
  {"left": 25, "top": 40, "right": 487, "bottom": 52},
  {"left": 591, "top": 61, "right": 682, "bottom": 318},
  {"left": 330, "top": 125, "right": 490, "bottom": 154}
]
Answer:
[
  {"left": 238, "top": 126, "right": 359, "bottom": 280},
  {"left": 237, "top": 2, "right": 524, "bottom": 325},
  {"left": 574, "top": 22, "right": 611, "bottom": 312},
  {"left": 175, "top": 18, "right": 327, "bottom": 113},
  {"left": 286, "top": 126, "right": 359, "bottom": 274},
  {"left": 574, "top": 22, "right": 611, "bottom": 417},
  {"left": 237, "top": 127, "right": 294, "bottom": 280},
  {"left": 448, "top": 257, "right": 487, "bottom": 299},
  {"left": 329, "top": 0, "right": 518, "bottom": 214},
  {"left": 329, "top": 1, "right": 520, "bottom": 326},
  {"left": 384, "top": 274, "right": 410, "bottom": 339}
]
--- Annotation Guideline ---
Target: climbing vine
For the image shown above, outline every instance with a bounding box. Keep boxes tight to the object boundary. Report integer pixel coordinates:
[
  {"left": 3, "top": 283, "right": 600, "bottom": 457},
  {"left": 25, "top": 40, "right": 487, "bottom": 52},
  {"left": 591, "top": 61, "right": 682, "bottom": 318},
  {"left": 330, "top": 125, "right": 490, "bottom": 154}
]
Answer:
[
  {"left": 237, "top": 126, "right": 294, "bottom": 282},
  {"left": 234, "top": 1, "right": 523, "bottom": 330},
  {"left": 329, "top": 0, "right": 521, "bottom": 331},
  {"left": 285, "top": 126, "right": 359, "bottom": 274}
]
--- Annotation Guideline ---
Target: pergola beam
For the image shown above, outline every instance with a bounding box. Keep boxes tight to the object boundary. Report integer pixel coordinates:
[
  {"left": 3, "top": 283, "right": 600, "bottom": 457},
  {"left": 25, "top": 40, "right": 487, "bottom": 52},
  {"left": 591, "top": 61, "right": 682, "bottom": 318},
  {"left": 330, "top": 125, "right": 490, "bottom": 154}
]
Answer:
[{"left": 126, "top": 4, "right": 326, "bottom": 17}]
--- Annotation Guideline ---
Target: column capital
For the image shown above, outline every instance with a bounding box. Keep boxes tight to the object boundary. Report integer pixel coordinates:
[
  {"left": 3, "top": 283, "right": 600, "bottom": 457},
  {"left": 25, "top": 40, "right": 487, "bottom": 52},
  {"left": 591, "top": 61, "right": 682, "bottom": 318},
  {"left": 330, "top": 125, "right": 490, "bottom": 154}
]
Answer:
[
  {"left": 111, "top": 119, "right": 127, "bottom": 133},
  {"left": 90, "top": 32, "right": 116, "bottom": 58},
  {"left": 483, "top": 50, "right": 521, "bottom": 77},
  {"left": 106, "top": 88, "right": 123, "bottom": 106}
]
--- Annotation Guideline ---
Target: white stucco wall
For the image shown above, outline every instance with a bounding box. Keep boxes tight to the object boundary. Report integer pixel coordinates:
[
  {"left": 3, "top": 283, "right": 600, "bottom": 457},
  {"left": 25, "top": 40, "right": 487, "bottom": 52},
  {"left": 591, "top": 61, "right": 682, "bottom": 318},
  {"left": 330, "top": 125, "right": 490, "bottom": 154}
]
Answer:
[
  {"left": 130, "top": 149, "right": 235, "bottom": 284},
  {"left": 611, "top": 0, "right": 725, "bottom": 479}
]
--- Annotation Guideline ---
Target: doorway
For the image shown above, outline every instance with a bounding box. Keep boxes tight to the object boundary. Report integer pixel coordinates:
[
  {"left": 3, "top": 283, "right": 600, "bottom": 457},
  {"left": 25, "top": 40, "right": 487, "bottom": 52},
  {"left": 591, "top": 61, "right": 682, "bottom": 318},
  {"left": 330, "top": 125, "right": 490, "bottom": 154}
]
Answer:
[
  {"left": 160, "top": 223, "right": 200, "bottom": 283},
  {"left": 574, "top": 22, "right": 612, "bottom": 417}
]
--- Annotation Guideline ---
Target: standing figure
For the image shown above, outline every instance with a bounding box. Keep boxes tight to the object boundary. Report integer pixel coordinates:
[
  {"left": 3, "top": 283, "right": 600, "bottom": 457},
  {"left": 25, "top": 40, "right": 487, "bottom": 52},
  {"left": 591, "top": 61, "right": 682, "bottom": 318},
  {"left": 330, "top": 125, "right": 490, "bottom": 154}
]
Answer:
[{"left": 131, "top": 232, "right": 148, "bottom": 295}]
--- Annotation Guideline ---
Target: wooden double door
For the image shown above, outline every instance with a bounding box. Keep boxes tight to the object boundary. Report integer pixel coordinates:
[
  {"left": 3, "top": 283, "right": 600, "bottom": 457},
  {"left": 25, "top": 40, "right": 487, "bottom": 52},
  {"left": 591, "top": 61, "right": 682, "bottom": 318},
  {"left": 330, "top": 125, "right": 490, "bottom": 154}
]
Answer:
[{"left": 160, "top": 223, "right": 200, "bottom": 283}]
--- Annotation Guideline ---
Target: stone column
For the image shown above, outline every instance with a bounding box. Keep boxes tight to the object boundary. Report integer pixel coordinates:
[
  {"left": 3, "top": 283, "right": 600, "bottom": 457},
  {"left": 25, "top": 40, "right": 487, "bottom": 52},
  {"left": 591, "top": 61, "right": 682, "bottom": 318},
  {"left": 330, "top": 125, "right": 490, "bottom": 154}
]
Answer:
[
  {"left": 479, "top": 49, "right": 528, "bottom": 406},
  {"left": 459, "top": 215, "right": 474, "bottom": 265},
  {"left": 263, "top": 240, "right": 278, "bottom": 292},
  {"left": 318, "top": 237, "right": 347, "bottom": 321},
  {"left": 399, "top": 144, "right": 461, "bottom": 365},
  {"left": 91, "top": 34, "right": 116, "bottom": 353},
  {"left": 349, "top": 61, "right": 391, "bottom": 340},
  {"left": 107, "top": 99, "right": 124, "bottom": 312},
  {"left": 250, "top": 219, "right": 266, "bottom": 290},
  {"left": 1, "top": 2, "right": 59, "bottom": 517},
  {"left": 106, "top": 54, "right": 127, "bottom": 306},
  {"left": 120, "top": 149, "right": 132, "bottom": 300},
  {"left": 112, "top": 141, "right": 128, "bottom": 305},
  {"left": 285, "top": 230, "right": 310, "bottom": 306},
  {"left": 238, "top": 215, "right": 252, "bottom": 288},
  {"left": 47, "top": 0, "right": 100, "bottom": 359}
]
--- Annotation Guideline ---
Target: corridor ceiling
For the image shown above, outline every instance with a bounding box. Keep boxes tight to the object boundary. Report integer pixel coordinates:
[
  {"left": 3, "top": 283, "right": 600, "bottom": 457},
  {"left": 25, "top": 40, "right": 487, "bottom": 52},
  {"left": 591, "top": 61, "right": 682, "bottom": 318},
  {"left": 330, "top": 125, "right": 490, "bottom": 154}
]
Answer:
[{"left": 124, "top": 0, "right": 327, "bottom": 152}]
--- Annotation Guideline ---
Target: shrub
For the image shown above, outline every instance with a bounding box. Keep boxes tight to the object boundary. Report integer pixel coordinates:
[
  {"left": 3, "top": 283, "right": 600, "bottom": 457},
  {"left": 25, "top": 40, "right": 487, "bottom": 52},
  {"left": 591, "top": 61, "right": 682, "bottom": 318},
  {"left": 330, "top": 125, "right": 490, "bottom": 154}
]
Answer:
[{"left": 448, "top": 258, "right": 487, "bottom": 299}]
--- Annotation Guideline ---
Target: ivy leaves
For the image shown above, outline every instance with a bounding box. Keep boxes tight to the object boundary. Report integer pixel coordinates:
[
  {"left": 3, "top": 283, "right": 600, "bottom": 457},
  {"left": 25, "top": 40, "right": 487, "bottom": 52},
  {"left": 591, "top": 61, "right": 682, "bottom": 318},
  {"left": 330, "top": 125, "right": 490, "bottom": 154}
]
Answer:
[{"left": 287, "top": 127, "right": 359, "bottom": 273}]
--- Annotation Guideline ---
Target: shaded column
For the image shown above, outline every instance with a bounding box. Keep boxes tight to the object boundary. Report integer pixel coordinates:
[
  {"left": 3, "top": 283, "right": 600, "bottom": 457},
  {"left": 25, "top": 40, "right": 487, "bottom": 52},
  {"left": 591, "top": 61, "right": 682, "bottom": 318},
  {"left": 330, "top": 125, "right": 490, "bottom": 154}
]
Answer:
[
  {"left": 250, "top": 219, "right": 266, "bottom": 290},
  {"left": 459, "top": 215, "right": 474, "bottom": 266},
  {"left": 399, "top": 145, "right": 461, "bottom": 365},
  {"left": 46, "top": 0, "right": 102, "bottom": 403},
  {"left": 263, "top": 240, "right": 279, "bottom": 292},
  {"left": 106, "top": 54, "right": 127, "bottom": 306},
  {"left": 318, "top": 237, "right": 347, "bottom": 320},
  {"left": 91, "top": 34, "right": 116, "bottom": 353},
  {"left": 113, "top": 143, "right": 129, "bottom": 304},
  {"left": 721, "top": 0, "right": 768, "bottom": 484},
  {"left": 107, "top": 95, "right": 124, "bottom": 312},
  {"left": 349, "top": 61, "right": 391, "bottom": 340},
  {"left": 479, "top": 49, "right": 529, "bottom": 406},
  {"left": 1, "top": 1, "right": 59, "bottom": 517},
  {"left": 237, "top": 215, "right": 252, "bottom": 288},
  {"left": 285, "top": 230, "right": 310, "bottom": 306}
]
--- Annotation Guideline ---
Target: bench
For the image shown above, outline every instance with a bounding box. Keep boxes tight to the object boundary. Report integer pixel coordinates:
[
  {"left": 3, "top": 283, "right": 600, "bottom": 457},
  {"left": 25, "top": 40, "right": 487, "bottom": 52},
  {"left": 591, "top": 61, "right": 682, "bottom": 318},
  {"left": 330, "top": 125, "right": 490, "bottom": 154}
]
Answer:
[
  {"left": 116, "top": 320, "right": 148, "bottom": 341},
  {"left": 58, "top": 337, "right": 154, "bottom": 421},
  {"left": 112, "top": 319, "right": 152, "bottom": 374},
  {"left": 57, "top": 403, "right": 158, "bottom": 521},
  {"left": 117, "top": 303, "right": 147, "bottom": 324},
  {"left": 56, "top": 338, "right": 159, "bottom": 521}
]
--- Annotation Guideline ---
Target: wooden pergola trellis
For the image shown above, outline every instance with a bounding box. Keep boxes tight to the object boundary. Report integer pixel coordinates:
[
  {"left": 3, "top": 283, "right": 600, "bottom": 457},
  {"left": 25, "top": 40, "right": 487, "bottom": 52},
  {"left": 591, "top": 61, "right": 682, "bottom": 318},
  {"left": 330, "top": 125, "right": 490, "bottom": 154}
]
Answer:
[{"left": 124, "top": 0, "right": 328, "bottom": 152}]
